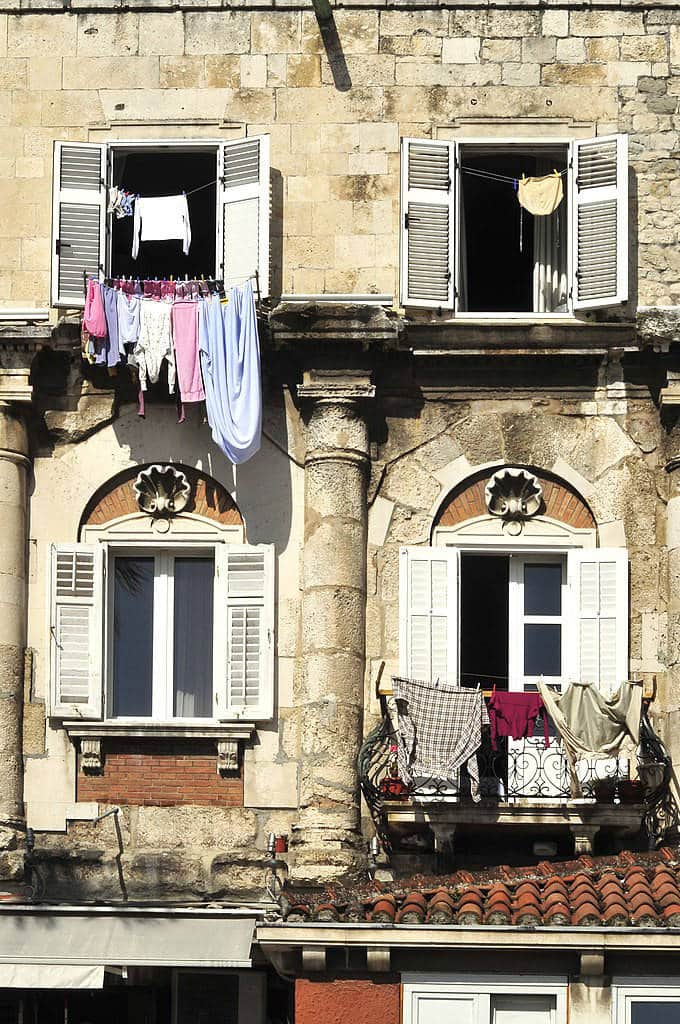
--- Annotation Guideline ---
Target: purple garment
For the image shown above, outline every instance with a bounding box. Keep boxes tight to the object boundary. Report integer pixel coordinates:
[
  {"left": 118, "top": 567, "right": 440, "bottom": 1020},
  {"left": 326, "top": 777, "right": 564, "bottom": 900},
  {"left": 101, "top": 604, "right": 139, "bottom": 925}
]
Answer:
[{"left": 101, "top": 285, "right": 121, "bottom": 367}]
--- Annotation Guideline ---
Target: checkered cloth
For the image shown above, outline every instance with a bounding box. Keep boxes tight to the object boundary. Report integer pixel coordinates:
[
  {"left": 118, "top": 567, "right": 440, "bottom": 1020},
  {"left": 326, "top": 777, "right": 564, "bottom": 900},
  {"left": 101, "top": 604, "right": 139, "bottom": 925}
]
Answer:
[{"left": 392, "top": 676, "right": 490, "bottom": 803}]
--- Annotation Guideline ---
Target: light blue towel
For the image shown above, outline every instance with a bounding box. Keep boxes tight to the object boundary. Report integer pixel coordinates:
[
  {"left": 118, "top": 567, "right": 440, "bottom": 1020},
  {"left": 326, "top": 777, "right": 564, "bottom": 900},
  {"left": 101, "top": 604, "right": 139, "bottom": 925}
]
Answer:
[{"left": 199, "top": 281, "right": 262, "bottom": 464}]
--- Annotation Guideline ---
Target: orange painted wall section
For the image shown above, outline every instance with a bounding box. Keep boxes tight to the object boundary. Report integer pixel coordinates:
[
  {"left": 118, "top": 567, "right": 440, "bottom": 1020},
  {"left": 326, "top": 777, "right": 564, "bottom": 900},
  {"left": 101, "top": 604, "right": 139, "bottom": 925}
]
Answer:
[{"left": 295, "top": 978, "right": 400, "bottom": 1024}]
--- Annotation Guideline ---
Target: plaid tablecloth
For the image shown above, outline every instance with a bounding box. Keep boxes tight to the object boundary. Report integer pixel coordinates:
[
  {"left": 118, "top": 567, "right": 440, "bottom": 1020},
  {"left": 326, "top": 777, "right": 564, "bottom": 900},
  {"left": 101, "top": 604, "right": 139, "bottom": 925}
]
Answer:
[{"left": 392, "top": 676, "right": 489, "bottom": 803}]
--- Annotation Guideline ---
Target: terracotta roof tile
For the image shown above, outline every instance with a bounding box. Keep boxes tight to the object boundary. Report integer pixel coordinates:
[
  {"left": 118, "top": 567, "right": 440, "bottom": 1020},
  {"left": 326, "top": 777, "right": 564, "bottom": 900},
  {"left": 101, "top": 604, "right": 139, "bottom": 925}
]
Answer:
[{"left": 282, "top": 847, "right": 680, "bottom": 929}]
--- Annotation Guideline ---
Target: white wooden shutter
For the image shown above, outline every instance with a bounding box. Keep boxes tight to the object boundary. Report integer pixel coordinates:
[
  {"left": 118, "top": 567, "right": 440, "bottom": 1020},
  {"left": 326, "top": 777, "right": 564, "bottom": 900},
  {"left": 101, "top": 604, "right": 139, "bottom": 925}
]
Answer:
[
  {"left": 218, "top": 135, "right": 270, "bottom": 297},
  {"left": 567, "top": 547, "right": 628, "bottom": 696},
  {"left": 405, "top": 991, "right": 478, "bottom": 1024},
  {"left": 399, "top": 546, "right": 459, "bottom": 683},
  {"left": 399, "top": 138, "right": 456, "bottom": 309},
  {"left": 571, "top": 134, "right": 628, "bottom": 310},
  {"left": 50, "top": 544, "right": 104, "bottom": 719},
  {"left": 215, "top": 544, "right": 274, "bottom": 720},
  {"left": 51, "top": 142, "right": 107, "bottom": 308}
]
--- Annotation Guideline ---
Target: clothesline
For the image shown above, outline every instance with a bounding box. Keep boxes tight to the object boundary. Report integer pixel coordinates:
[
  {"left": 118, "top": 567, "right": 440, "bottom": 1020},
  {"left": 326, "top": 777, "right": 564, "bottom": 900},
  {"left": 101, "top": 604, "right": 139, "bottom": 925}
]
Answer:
[{"left": 461, "top": 165, "right": 568, "bottom": 186}]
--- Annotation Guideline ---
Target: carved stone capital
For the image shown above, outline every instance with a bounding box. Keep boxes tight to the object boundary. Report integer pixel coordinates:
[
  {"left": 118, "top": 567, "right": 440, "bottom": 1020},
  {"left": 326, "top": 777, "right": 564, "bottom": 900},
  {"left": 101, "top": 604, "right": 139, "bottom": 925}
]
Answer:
[
  {"left": 80, "top": 738, "right": 103, "bottom": 774},
  {"left": 297, "top": 369, "right": 376, "bottom": 405}
]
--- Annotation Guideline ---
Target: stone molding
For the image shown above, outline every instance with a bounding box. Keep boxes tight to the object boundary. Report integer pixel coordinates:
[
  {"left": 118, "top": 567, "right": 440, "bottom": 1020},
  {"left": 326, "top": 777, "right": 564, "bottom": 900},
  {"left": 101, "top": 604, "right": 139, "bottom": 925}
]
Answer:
[{"left": 0, "top": 0, "right": 664, "bottom": 10}]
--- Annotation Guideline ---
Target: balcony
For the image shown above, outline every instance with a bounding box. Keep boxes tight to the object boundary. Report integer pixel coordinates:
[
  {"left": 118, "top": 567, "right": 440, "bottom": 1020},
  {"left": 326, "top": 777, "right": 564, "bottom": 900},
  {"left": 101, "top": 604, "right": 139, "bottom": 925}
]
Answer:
[{"left": 359, "top": 703, "right": 675, "bottom": 863}]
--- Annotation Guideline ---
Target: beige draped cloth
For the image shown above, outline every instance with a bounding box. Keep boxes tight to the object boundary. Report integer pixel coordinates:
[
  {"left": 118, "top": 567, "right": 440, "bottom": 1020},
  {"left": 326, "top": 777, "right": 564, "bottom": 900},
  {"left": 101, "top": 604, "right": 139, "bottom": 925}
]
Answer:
[
  {"left": 517, "top": 172, "right": 564, "bottom": 216},
  {"left": 537, "top": 680, "right": 642, "bottom": 794}
]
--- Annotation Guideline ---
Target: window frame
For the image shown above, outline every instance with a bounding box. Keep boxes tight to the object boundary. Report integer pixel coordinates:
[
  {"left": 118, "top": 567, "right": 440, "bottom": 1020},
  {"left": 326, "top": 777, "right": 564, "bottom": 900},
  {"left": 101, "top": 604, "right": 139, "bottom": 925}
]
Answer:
[
  {"left": 402, "top": 974, "right": 567, "bottom": 1024},
  {"left": 612, "top": 981, "right": 680, "bottom": 1024},
  {"left": 508, "top": 553, "right": 568, "bottom": 691},
  {"left": 107, "top": 545, "right": 217, "bottom": 724}
]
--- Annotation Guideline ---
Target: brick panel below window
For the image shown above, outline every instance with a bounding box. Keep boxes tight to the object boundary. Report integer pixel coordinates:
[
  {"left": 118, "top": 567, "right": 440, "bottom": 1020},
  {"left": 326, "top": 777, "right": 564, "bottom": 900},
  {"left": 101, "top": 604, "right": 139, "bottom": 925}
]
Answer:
[{"left": 77, "top": 739, "right": 243, "bottom": 807}]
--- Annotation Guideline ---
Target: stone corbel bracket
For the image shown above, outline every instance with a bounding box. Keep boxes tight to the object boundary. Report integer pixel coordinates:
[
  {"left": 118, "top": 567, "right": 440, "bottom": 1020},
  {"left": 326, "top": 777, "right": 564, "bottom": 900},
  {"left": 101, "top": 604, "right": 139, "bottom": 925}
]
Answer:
[
  {"left": 216, "top": 739, "right": 239, "bottom": 775},
  {"left": 80, "top": 737, "right": 104, "bottom": 775}
]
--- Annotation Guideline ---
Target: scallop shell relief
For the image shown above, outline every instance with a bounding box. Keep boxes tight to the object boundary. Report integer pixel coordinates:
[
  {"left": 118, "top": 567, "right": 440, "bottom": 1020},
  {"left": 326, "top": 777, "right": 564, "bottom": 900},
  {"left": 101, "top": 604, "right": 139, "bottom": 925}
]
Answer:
[
  {"left": 133, "top": 465, "right": 191, "bottom": 516},
  {"left": 485, "top": 468, "right": 543, "bottom": 521}
]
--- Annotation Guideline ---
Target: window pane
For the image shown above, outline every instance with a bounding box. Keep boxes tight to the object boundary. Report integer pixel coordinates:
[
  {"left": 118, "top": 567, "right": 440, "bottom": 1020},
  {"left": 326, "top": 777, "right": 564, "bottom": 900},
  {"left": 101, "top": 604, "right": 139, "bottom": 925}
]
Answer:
[
  {"left": 631, "top": 1002, "right": 680, "bottom": 1024},
  {"left": 524, "top": 623, "right": 561, "bottom": 676},
  {"left": 113, "top": 557, "right": 154, "bottom": 717},
  {"left": 175, "top": 972, "right": 238, "bottom": 1024},
  {"left": 524, "top": 563, "right": 562, "bottom": 616},
  {"left": 173, "top": 557, "right": 214, "bottom": 718},
  {"left": 492, "top": 995, "right": 556, "bottom": 1023}
]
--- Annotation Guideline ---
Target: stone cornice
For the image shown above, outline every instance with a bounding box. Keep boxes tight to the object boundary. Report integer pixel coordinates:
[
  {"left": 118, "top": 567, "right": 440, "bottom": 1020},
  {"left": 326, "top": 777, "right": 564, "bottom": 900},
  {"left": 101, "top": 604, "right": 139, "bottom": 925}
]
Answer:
[{"left": 0, "top": 0, "right": 673, "bottom": 10}]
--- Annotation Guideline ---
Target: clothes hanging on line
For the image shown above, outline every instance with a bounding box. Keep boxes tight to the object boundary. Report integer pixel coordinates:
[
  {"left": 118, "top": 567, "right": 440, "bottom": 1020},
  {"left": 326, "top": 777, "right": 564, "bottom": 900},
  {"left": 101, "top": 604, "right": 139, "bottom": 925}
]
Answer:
[
  {"left": 133, "top": 298, "right": 175, "bottom": 395},
  {"left": 199, "top": 280, "right": 262, "bottom": 465},
  {"left": 487, "top": 689, "right": 550, "bottom": 751},
  {"left": 108, "top": 187, "right": 135, "bottom": 219},
  {"left": 392, "top": 676, "right": 489, "bottom": 803},
  {"left": 517, "top": 172, "right": 564, "bottom": 216},
  {"left": 536, "top": 679, "right": 642, "bottom": 764},
  {"left": 116, "top": 291, "right": 141, "bottom": 349},
  {"left": 132, "top": 194, "right": 192, "bottom": 259},
  {"left": 171, "top": 301, "right": 205, "bottom": 405},
  {"left": 83, "top": 277, "right": 107, "bottom": 338}
]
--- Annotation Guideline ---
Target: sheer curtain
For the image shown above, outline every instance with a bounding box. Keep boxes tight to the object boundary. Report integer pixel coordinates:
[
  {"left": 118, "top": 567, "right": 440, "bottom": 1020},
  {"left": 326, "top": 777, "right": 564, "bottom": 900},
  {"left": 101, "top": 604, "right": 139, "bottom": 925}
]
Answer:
[
  {"left": 173, "top": 557, "right": 214, "bottom": 718},
  {"left": 532, "top": 159, "right": 568, "bottom": 313}
]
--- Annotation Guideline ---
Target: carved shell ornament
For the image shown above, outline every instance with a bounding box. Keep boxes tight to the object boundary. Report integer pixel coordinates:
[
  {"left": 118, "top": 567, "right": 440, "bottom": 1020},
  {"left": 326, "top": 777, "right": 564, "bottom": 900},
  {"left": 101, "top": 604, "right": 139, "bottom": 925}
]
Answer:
[
  {"left": 133, "top": 465, "right": 191, "bottom": 516},
  {"left": 485, "top": 468, "right": 543, "bottom": 527}
]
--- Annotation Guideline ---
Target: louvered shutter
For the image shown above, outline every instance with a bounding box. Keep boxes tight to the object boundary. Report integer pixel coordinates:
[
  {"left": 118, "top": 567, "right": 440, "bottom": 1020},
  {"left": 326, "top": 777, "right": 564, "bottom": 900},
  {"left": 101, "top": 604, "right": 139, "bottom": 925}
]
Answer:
[
  {"left": 214, "top": 544, "right": 274, "bottom": 720},
  {"left": 567, "top": 548, "right": 628, "bottom": 696},
  {"left": 49, "top": 544, "right": 104, "bottom": 718},
  {"left": 571, "top": 134, "right": 628, "bottom": 310},
  {"left": 399, "top": 138, "right": 456, "bottom": 309},
  {"left": 399, "top": 546, "right": 459, "bottom": 683},
  {"left": 51, "top": 142, "right": 107, "bottom": 308},
  {"left": 218, "top": 136, "right": 270, "bottom": 297}
]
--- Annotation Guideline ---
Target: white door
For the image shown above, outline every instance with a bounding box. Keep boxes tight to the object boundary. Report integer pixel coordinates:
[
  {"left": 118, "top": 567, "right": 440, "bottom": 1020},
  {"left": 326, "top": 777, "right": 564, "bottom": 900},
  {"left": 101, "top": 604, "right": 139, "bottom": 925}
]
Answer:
[{"left": 507, "top": 555, "right": 568, "bottom": 800}]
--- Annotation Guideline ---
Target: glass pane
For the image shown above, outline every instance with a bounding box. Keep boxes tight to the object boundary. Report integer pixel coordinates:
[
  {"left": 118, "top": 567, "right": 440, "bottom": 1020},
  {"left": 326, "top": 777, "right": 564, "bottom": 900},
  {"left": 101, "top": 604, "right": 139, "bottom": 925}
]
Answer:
[
  {"left": 524, "top": 623, "right": 561, "bottom": 676},
  {"left": 524, "top": 562, "right": 562, "bottom": 616},
  {"left": 173, "top": 557, "right": 214, "bottom": 718},
  {"left": 492, "top": 995, "right": 555, "bottom": 1024},
  {"left": 631, "top": 1002, "right": 680, "bottom": 1024},
  {"left": 175, "top": 972, "right": 238, "bottom": 1024},
  {"left": 113, "top": 557, "right": 154, "bottom": 717}
]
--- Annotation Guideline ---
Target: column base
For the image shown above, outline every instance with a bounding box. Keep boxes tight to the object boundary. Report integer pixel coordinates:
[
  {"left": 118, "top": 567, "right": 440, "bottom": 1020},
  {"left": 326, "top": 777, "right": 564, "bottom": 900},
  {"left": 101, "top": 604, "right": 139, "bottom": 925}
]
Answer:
[{"left": 288, "top": 824, "right": 368, "bottom": 886}]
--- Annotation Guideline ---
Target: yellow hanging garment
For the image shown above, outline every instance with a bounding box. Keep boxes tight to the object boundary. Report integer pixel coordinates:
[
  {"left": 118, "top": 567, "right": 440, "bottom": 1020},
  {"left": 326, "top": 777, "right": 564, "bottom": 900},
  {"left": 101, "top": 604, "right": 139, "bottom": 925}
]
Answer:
[{"left": 517, "top": 170, "right": 563, "bottom": 216}]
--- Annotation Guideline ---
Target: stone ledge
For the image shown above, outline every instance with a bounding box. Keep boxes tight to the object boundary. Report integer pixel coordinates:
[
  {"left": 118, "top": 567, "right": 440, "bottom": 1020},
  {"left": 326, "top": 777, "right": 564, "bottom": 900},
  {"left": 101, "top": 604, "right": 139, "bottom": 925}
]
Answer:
[{"left": 0, "top": 0, "right": 668, "bottom": 10}]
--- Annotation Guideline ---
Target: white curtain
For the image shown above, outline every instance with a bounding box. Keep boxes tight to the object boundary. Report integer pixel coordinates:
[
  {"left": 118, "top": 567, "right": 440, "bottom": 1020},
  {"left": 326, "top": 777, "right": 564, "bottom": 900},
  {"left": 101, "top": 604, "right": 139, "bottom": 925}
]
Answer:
[{"left": 532, "top": 159, "right": 568, "bottom": 313}]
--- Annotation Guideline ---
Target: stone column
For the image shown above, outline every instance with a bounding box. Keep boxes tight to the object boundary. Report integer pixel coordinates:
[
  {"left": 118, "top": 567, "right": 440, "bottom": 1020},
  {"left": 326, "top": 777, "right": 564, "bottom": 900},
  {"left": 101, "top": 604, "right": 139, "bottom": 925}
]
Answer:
[
  {"left": 663, "top": 457, "right": 680, "bottom": 833},
  {"left": 0, "top": 402, "right": 29, "bottom": 828},
  {"left": 291, "top": 372, "right": 375, "bottom": 883}
]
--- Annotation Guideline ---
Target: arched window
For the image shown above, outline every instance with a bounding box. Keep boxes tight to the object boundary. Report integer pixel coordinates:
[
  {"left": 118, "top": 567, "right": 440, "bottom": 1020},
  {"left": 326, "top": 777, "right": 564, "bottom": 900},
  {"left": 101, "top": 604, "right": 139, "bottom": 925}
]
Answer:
[{"left": 48, "top": 464, "right": 274, "bottom": 726}]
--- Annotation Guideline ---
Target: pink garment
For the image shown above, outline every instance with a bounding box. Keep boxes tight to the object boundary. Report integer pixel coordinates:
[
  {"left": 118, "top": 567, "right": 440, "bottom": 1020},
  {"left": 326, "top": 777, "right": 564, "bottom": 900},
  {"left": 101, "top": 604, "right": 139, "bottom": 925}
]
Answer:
[
  {"left": 171, "top": 301, "right": 205, "bottom": 403},
  {"left": 161, "top": 280, "right": 176, "bottom": 301},
  {"left": 83, "top": 279, "right": 107, "bottom": 338}
]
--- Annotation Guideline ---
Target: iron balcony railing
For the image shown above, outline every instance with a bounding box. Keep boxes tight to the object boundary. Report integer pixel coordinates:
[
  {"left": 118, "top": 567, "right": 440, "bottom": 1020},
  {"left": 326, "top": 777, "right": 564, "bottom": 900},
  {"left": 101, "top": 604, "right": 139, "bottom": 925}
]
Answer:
[{"left": 358, "top": 702, "right": 675, "bottom": 851}]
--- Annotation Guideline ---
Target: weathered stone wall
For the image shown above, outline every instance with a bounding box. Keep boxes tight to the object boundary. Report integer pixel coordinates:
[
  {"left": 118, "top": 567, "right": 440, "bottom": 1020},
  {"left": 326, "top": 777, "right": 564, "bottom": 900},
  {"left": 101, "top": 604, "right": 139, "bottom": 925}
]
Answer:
[{"left": 0, "top": 3, "right": 678, "bottom": 306}]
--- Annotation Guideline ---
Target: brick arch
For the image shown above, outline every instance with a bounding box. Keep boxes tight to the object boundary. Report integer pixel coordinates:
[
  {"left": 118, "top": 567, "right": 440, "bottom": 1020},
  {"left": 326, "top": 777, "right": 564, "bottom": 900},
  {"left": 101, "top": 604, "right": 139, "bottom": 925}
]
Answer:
[
  {"left": 435, "top": 467, "right": 596, "bottom": 531},
  {"left": 81, "top": 464, "right": 243, "bottom": 530}
]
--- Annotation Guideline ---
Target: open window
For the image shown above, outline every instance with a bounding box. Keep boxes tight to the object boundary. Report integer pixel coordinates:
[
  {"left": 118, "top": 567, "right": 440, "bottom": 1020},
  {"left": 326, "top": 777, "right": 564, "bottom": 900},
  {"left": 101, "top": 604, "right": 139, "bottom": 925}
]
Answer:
[
  {"left": 399, "top": 134, "right": 628, "bottom": 316},
  {"left": 399, "top": 546, "right": 628, "bottom": 693},
  {"left": 51, "top": 136, "right": 270, "bottom": 307},
  {"left": 49, "top": 541, "right": 275, "bottom": 722},
  {"left": 403, "top": 976, "right": 566, "bottom": 1024}
]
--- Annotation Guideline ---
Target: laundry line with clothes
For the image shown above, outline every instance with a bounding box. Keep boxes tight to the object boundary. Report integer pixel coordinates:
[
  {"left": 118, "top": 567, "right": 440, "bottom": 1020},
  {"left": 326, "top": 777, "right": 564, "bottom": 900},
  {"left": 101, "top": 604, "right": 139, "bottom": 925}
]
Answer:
[
  {"left": 389, "top": 676, "right": 644, "bottom": 802},
  {"left": 81, "top": 273, "right": 262, "bottom": 465}
]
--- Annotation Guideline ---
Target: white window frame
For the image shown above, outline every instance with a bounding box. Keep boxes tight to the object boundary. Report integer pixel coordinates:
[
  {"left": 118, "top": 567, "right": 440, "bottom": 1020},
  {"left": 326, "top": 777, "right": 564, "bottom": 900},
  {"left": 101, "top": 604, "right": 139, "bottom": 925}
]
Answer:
[
  {"left": 107, "top": 546, "right": 218, "bottom": 723},
  {"left": 400, "top": 133, "right": 628, "bottom": 319},
  {"left": 402, "top": 974, "right": 567, "bottom": 1024},
  {"left": 613, "top": 980, "right": 680, "bottom": 1024},
  {"left": 508, "top": 553, "right": 568, "bottom": 691}
]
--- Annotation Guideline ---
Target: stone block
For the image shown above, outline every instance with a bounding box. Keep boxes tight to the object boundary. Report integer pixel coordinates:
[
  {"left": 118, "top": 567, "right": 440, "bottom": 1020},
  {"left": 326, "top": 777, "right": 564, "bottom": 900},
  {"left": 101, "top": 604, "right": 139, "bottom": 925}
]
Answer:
[
  {"left": 672, "top": 26, "right": 680, "bottom": 70},
  {"left": 359, "top": 121, "right": 399, "bottom": 153},
  {"left": 27, "top": 57, "right": 61, "bottom": 90},
  {"left": 442, "top": 37, "right": 480, "bottom": 64},
  {"left": 584, "top": 38, "right": 618, "bottom": 62},
  {"left": 502, "top": 62, "right": 540, "bottom": 86},
  {"left": 10, "top": 91, "right": 41, "bottom": 128},
  {"left": 570, "top": 10, "right": 645, "bottom": 36},
  {"left": 76, "top": 13, "right": 138, "bottom": 56},
  {"left": 204, "top": 55, "right": 239, "bottom": 89},
  {"left": 240, "top": 54, "right": 267, "bottom": 89},
  {"left": 291, "top": 267, "right": 324, "bottom": 294},
  {"left": 0, "top": 15, "right": 6, "bottom": 58},
  {"left": 311, "top": 198, "right": 352, "bottom": 236},
  {"left": 287, "top": 175, "right": 329, "bottom": 202},
  {"left": 304, "top": 519, "right": 366, "bottom": 590},
  {"left": 23, "top": 701, "right": 45, "bottom": 756},
  {"left": 352, "top": 198, "right": 394, "bottom": 236},
  {"left": 368, "top": 495, "right": 395, "bottom": 548},
  {"left": 63, "top": 56, "right": 159, "bottom": 89},
  {"left": 329, "top": 171, "right": 393, "bottom": 202},
  {"left": 302, "top": 10, "right": 378, "bottom": 55},
  {"left": 185, "top": 11, "right": 250, "bottom": 55},
  {"left": 348, "top": 152, "right": 387, "bottom": 176},
  {"left": 267, "top": 54, "right": 286, "bottom": 88},
  {"left": 244, "top": 761, "right": 298, "bottom": 809},
  {"left": 322, "top": 54, "right": 394, "bottom": 87},
  {"left": 0, "top": 59, "right": 27, "bottom": 90},
  {"left": 482, "top": 38, "right": 521, "bottom": 62},
  {"left": 622, "top": 35, "right": 668, "bottom": 62},
  {"left": 160, "top": 56, "right": 205, "bottom": 89},
  {"left": 134, "top": 805, "right": 258, "bottom": 850},
  {"left": 522, "top": 36, "right": 556, "bottom": 63},
  {"left": 379, "top": 10, "right": 448, "bottom": 38},
  {"left": 20, "top": 236, "right": 49, "bottom": 269},
  {"left": 276, "top": 86, "right": 383, "bottom": 124},
  {"left": 8, "top": 13, "right": 76, "bottom": 55},
  {"left": 137, "top": 12, "right": 183, "bottom": 55},
  {"left": 14, "top": 156, "right": 43, "bottom": 179},
  {"left": 380, "top": 33, "right": 441, "bottom": 57},
  {"left": 43, "top": 90, "right": 107, "bottom": 127},
  {"left": 486, "top": 10, "right": 539, "bottom": 38},
  {"left": 542, "top": 10, "right": 568, "bottom": 37},
  {"left": 288, "top": 54, "right": 321, "bottom": 88},
  {"left": 542, "top": 63, "right": 607, "bottom": 85},
  {"left": 251, "top": 12, "right": 300, "bottom": 55},
  {"left": 301, "top": 587, "right": 365, "bottom": 657},
  {"left": 606, "top": 62, "right": 651, "bottom": 86}
]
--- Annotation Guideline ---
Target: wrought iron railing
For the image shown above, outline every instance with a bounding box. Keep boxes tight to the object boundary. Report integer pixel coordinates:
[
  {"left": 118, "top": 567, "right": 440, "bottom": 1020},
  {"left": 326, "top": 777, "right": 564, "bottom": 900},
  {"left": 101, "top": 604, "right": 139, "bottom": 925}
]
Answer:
[{"left": 358, "top": 700, "right": 675, "bottom": 851}]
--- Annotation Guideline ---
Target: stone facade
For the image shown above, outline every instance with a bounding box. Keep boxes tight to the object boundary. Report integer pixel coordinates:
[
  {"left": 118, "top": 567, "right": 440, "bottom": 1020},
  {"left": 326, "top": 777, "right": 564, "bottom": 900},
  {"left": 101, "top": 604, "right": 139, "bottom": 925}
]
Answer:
[{"left": 0, "top": 0, "right": 679, "bottom": 913}]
